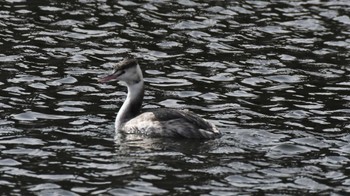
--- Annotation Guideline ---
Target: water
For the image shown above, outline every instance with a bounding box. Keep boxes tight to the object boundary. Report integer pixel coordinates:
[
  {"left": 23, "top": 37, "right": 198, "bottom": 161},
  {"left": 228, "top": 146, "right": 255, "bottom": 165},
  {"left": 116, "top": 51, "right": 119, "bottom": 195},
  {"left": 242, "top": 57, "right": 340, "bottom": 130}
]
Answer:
[{"left": 1, "top": 0, "right": 350, "bottom": 195}]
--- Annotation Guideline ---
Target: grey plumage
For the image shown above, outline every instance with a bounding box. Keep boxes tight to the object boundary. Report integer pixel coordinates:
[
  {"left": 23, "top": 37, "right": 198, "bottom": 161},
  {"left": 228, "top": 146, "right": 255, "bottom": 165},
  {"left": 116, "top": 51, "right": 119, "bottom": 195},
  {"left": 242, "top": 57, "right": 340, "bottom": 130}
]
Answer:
[
  {"left": 100, "top": 58, "right": 222, "bottom": 139},
  {"left": 122, "top": 108, "right": 221, "bottom": 139}
]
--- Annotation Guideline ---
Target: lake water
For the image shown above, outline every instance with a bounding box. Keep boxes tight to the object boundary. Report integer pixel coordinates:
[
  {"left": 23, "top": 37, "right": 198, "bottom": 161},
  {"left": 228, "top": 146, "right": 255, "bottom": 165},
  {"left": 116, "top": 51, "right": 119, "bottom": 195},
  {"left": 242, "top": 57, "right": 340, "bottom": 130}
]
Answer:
[{"left": 1, "top": 0, "right": 350, "bottom": 195}]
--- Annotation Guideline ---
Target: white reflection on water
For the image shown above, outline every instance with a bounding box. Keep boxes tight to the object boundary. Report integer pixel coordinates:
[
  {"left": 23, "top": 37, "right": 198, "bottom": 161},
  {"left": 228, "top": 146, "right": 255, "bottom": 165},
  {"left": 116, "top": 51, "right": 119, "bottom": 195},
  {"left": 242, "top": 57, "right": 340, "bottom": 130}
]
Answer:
[{"left": 0, "top": 0, "right": 350, "bottom": 195}]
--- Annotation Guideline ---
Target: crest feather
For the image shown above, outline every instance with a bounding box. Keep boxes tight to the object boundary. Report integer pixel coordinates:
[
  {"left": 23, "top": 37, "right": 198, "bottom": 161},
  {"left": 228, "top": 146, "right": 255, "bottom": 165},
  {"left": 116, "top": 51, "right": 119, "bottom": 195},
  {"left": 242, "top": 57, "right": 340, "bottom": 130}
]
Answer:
[{"left": 114, "top": 58, "right": 138, "bottom": 70}]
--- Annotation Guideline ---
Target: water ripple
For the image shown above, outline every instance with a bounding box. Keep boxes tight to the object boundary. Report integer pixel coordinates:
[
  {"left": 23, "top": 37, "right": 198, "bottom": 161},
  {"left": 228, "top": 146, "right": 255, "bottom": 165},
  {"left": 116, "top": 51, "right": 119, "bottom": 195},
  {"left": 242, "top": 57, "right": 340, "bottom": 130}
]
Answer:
[
  {"left": 0, "top": 0, "right": 350, "bottom": 195},
  {"left": 12, "top": 111, "right": 72, "bottom": 121}
]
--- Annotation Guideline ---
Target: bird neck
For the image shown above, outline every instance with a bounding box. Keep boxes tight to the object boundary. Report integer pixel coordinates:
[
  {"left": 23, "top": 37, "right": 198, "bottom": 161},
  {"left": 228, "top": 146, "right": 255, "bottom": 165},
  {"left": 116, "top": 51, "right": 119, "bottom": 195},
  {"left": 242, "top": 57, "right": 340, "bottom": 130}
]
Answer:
[{"left": 115, "top": 80, "right": 144, "bottom": 129}]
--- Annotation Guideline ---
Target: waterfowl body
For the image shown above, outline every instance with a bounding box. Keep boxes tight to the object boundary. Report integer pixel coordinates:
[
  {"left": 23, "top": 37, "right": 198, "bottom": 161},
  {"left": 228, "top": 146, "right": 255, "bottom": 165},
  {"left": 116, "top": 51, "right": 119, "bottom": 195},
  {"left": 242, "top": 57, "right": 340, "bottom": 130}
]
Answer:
[{"left": 99, "top": 58, "right": 221, "bottom": 139}]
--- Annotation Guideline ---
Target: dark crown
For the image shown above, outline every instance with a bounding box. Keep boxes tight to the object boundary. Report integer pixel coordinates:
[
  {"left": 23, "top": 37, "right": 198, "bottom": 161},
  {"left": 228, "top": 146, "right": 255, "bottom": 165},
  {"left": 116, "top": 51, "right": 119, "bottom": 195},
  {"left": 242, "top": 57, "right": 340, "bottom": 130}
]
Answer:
[{"left": 114, "top": 58, "right": 138, "bottom": 70}]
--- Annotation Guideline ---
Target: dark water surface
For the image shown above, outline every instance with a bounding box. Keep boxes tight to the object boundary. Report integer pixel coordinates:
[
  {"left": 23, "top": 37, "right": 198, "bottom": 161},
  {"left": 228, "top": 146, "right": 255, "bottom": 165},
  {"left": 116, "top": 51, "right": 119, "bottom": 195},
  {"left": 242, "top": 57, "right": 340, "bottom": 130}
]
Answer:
[{"left": 1, "top": 0, "right": 350, "bottom": 195}]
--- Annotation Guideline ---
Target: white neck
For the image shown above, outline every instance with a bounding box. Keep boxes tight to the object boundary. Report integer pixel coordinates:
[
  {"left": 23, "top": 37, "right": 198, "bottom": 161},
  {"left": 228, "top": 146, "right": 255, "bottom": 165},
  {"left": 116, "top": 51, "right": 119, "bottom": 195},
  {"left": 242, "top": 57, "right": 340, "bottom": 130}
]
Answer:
[{"left": 115, "top": 75, "right": 144, "bottom": 130}]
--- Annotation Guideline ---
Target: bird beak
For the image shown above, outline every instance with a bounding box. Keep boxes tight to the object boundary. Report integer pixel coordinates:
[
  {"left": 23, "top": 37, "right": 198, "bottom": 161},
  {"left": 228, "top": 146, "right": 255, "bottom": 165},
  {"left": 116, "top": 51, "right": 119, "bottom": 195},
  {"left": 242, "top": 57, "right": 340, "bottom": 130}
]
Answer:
[{"left": 99, "top": 70, "right": 124, "bottom": 83}]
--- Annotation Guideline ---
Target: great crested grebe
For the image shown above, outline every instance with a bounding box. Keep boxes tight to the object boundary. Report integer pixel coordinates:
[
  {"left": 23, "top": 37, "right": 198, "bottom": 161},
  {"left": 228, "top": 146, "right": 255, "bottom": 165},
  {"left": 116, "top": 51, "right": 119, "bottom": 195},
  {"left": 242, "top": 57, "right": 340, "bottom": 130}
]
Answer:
[{"left": 99, "top": 58, "right": 221, "bottom": 139}]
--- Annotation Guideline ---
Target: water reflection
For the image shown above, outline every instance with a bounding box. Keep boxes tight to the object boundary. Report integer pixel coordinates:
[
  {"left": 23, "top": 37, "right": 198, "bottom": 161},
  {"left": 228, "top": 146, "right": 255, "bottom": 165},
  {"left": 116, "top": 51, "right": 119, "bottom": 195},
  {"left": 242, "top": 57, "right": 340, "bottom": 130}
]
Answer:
[{"left": 0, "top": 0, "right": 350, "bottom": 195}]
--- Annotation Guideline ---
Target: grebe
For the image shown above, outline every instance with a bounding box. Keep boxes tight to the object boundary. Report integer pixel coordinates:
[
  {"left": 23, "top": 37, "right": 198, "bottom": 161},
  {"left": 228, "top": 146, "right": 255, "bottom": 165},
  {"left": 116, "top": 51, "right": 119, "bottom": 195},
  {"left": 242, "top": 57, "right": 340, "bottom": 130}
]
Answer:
[{"left": 99, "top": 58, "right": 221, "bottom": 139}]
